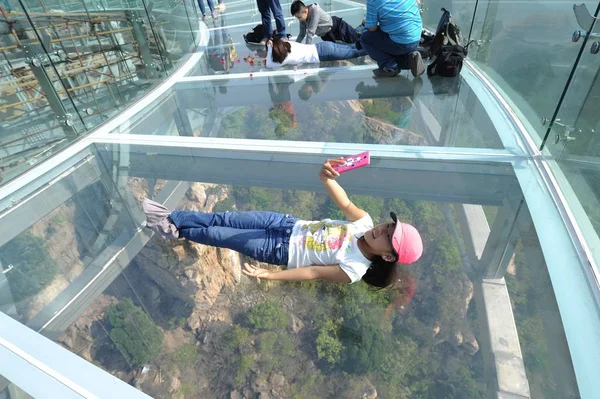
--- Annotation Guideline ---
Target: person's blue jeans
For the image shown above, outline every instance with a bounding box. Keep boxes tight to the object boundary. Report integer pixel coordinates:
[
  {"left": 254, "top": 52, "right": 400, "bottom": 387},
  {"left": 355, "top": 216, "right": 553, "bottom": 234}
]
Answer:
[
  {"left": 169, "top": 210, "right": 298, "bottom": 265},
  {"left": 315, "top": 42, "right": 366, "bottom": 61},
  {"left": 256, "top": 0, "right": 287, "bottom": 39},
  {"left": 360, "top": 29, "right": 419, "bottom": 70},
  {"left": 197, "top": 0, "right": 215, "bottom": 15}
]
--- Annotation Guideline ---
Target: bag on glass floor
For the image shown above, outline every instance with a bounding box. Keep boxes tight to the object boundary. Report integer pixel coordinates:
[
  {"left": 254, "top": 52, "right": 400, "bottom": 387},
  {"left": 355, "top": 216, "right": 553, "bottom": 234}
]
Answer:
[{"left": 427, "top": 8, "right": 471, "bottom": 77}]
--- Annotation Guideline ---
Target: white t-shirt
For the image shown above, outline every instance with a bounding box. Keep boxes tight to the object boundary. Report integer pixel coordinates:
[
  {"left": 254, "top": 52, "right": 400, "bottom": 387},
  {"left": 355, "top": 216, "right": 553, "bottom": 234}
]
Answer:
[
  {"left": 287, "top": 214, "right": 374, "bottom": 283},
  {"left": 266, "top": 41, "right": 320, "bottom": 68}
]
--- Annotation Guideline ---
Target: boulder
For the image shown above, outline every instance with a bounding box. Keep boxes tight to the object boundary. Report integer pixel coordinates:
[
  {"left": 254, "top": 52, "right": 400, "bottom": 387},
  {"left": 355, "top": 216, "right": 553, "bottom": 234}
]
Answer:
[
  {"left": 449, "top": 332, "right": 463, "bottom": 346},
  {"left": 229, "top": 391, "right": 242, "bottom": 399},
  {"left": 172, "top": 245, "right": 187, "bottom": 261},
  {"left": 462, "top": 330, "right": 480, "bottom": 355},
  {"left": 168, "top": 376, "right": 181, "bottom": 394},
  {"left": 186, "top": 183, "right": 207, "bottom": 205},
  {"left": 269, "top": 373, "right": 285, "bottom": 387},
  {"left": 290, "top": 314, "right": 305, "bottom": 333},
  {"left": 283, "top": 296, "right": 293, "bottom": 308},
  {"left": 364, "top": 116, "right": 427, "bottom": 146}
]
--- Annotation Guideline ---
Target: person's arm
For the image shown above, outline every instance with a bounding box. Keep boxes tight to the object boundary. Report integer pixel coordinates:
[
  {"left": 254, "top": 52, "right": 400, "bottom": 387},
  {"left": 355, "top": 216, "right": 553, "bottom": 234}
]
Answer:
[
  {"left": 319, "top": 158, "right": 367, "bottom": 222},
  {"left": 265, "top": 41, "right": 280, "bottom": 68},
  {"left": 297, "top": 21, "right": 306, "bottom": 43},
  {"left": 304, "top": 9, "right": 320, "bottom": 44},
  {"left": 243, "top": 263, "right": 351, "bottom": 283},
  {"left": 364, "top": 1, "right": 379, "bottom": 31}
]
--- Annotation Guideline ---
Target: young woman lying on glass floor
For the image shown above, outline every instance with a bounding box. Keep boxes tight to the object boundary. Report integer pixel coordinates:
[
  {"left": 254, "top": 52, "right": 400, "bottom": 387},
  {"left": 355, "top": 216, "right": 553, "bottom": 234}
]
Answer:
[
  {"left": 142, "top": 158, "right": 423, "bottom": 287},
  {"left": 265, "top": 36, "right": 366, "bottom": 68}
]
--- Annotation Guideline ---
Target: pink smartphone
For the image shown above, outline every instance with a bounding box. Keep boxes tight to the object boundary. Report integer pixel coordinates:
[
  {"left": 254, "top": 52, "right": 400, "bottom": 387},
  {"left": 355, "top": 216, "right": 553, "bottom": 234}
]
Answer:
[{"left": 333, "top": 151, "right": 371, "bottom": 174}]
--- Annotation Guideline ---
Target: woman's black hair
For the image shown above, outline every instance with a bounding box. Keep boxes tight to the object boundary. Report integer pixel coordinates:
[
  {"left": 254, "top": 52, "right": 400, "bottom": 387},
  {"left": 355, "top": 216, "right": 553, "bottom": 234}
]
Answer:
[
  {"left": 361, "top": 256, "right": 397, "bottom": 289},
  {"left": 271, "top": 37, "right": 292, "bottom": 64},
  {"left": 290, "top": 0, "right": 306, "bottom": 15}
]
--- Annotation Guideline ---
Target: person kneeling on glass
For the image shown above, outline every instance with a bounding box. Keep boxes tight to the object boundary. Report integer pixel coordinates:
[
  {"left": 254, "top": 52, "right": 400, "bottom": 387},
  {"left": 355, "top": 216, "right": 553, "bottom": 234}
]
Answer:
[
  {"left": 265, "top": 37, "right": 365, "bottom": 67},
  {"left": 361, "top": 0, "right": 425, "bottom": 78},
  {"left": 291, "top": 1, "right": 359, "bottom": 46}
]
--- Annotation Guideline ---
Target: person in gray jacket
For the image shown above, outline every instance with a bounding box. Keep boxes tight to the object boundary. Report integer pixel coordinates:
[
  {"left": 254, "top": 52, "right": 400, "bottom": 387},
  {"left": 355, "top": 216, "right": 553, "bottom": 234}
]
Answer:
[{"left": 291, "top": 1, "right": 359, "bottom": 45}]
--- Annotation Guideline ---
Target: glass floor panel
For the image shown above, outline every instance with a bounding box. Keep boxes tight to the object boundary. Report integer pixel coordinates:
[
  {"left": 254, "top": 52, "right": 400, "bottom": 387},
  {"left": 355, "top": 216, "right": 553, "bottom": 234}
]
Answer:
[
  {"left": 192, "top": 7, "right": 368, "bottom": 76},
  {"left": 0, "top": 144, "right": 578, "bottom": 398},
  {"left": 136, "top": 69, "right": 503, "bottom": 149}
]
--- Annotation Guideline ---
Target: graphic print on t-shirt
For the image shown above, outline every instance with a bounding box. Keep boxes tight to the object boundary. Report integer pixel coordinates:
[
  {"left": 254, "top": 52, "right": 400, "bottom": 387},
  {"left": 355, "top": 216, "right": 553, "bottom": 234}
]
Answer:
[{"left": 300, "top": 221, "right": 350, "bottom": 251}]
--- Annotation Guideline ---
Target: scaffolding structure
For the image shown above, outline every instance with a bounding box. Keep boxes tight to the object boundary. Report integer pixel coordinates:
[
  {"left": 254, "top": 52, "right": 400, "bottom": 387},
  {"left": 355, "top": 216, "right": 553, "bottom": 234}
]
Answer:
[{"left": 0, "top": 0, "right": 199, "bottom": 183}]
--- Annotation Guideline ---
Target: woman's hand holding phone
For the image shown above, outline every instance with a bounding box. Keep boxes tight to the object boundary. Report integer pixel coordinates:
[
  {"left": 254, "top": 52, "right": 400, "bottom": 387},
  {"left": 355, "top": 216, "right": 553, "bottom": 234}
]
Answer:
[{"left": 319, "top": 158, "right": 345, "bottom": 182}]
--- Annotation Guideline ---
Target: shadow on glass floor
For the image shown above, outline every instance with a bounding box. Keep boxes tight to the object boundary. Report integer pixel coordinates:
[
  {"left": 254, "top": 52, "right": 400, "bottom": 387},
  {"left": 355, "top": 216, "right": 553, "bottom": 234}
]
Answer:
[{"left": 0, "top": 144, "right": 579, "bottom": 398}]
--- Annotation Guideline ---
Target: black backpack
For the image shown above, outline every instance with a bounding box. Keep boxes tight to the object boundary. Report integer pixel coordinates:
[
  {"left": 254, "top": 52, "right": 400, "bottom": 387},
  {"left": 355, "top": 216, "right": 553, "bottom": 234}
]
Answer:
[{"left": 427, "top": 8, "right": 470, "bottom": 77}]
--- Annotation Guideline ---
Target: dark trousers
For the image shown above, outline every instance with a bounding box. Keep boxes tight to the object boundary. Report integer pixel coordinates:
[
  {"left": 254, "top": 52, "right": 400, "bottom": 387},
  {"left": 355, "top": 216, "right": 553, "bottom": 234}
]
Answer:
[
  {"left": 360, "top": 29, "right": 419, "bottom": 70},
  {"left": 321, "top": 16, "right": 358, "bottom": 44},
  {"left": 256, "top": 0, "right": 287, "bottom": 39}
]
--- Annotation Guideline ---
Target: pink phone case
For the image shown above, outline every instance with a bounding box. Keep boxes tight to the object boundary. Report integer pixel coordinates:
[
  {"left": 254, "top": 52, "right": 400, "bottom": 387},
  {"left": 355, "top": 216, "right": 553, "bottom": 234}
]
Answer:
[{"left": 333, "top": 151, "right": 371, "bottom": 174}]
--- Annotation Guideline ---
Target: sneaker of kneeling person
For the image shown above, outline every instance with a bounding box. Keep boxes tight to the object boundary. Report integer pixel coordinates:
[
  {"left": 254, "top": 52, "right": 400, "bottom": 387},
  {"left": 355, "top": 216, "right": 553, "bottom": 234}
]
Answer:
[
  {"left": 373, "top": 67, "right": 399, "bottom": 78},
  {"left": 409, "top": 51, "right": 425, "bottom": 77}
]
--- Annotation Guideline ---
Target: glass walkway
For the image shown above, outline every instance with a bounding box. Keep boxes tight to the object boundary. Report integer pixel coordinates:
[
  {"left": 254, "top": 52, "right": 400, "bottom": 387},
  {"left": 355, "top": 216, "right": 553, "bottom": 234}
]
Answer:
[{"left": 0, "top": 0, "right": 599, "bottom": 398}]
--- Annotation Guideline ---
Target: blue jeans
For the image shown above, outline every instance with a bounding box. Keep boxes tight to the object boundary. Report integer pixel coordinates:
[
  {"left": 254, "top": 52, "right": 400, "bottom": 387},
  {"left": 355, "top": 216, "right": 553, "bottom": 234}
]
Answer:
[
  {"left": 315, "top": 42, "right": 366, "bottom": 61},
  {"left": 256, "top": 0, "right": 287, "bottom": 39},
  {"left": 169, "top": 210, "right": 298, "bottom": 265},
  {"left": 360, "top": 29, "right": 419, "bottom": 70},
  {"left": 197, "top": 0, "right": 215, "bottom": 15}
]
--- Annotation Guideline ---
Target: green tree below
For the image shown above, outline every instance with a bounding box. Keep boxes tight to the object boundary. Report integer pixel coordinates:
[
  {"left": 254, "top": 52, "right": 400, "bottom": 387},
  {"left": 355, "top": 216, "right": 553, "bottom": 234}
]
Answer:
[
  {"left": 105, "top": 298, "right": 164, "bottom": 367},
  {"left": 0, "top": 233, "right": 58, "bottom": 302}
]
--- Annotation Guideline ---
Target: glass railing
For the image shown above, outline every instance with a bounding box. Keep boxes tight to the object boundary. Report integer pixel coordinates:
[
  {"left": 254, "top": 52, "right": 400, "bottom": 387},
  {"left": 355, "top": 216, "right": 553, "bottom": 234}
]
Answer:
[{"left": 0, "top": 0, "right": 200, "bottom": 186}]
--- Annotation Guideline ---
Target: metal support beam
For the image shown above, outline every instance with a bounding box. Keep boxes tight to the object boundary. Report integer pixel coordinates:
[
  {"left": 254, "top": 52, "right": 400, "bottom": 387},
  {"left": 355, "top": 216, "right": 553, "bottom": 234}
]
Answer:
[
  {"left": 475, "top": 278, "right": 531, "bottom": 398},
  {"left": 0, "top": 157, "right": 100, "bottom": 248},
  {"left": 91, "top": 139, "right": 519, "bottom": 205},
  {"left": 479, "top": 185, "right": 525, "bottom": 278},
  {"left": 172, "top": 106, "right": 194, "bottom": 136},
  {"left": 126, "top": 11, "right": 158, "bottom": 79},
  {"left": 21, "top": 45, "right": 77, "bottom": 140},
  {"left": 27, "top": 181, "right": 189, "bottom": 339},
  {"left": 0, "top": 260, "right": 17, "bottom": 318}
]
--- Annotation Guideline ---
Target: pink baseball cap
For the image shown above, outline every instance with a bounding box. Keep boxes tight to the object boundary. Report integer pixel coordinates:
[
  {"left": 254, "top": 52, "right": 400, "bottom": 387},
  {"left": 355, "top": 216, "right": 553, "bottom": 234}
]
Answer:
[{"left": 390, "top": 212, "right": 423, "bottom": 264}]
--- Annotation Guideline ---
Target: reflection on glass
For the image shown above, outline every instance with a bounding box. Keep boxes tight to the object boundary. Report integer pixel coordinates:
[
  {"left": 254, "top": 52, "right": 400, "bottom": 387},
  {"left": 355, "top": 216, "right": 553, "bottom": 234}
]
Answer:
[
  {"left": 0, "top": 0, "right": 199, "bottom": 187},
  {"left": 0, "top": 180, "right": 130, "bottom": 324},
  {"left": 468, "top": 0, "right": 598, "bottom": 141},
  {"left": 172, "top": 71, "right": 503, "bottom": 148}
]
